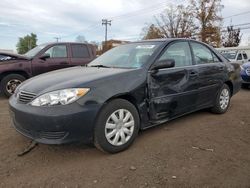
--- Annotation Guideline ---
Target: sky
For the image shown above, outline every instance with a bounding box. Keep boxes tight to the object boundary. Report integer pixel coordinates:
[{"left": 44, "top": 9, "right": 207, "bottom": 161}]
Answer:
[{"left": 0, "top": 0, "right": 250, "bottom": 51}]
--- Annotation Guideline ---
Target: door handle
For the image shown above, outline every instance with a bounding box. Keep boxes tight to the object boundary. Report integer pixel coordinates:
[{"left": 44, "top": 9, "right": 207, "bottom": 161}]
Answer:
[{"left": 189, "top": 71, "right": 198, "bottom": 77}]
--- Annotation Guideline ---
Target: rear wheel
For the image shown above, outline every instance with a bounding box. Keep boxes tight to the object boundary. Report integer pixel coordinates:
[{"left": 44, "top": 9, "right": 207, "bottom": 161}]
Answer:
[
  {"left": 211, "top": 84, "right": 231, "bottom": 114},
  {"left": 94, "top": 99, "right": 140, "bottom": 153},
  {"left": 0, "top": 74, "right": 25, "bottom": 97}
]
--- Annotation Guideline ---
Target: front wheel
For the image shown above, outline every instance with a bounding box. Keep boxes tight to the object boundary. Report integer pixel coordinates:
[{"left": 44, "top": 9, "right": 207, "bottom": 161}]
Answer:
[
  {"left": 94, "top": 99, "right": 140, "bottom": 153},
  {"left": 211, "top": 84, "right": 231, "bottom": 114},
  {"left": 0, "top": 74, "right": 26, "bottom": 97}
]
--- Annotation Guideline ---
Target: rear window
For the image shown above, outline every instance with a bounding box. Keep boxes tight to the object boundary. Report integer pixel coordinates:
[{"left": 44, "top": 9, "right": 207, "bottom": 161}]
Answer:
[{"left": 71, "top": 44, "right": 90, "bottom": 58}]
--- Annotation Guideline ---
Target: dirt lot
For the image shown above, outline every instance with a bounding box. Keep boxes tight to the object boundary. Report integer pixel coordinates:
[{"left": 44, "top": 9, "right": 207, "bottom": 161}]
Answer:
[{"left": 0, "top": 89, "right": 250, "bottom": 188}]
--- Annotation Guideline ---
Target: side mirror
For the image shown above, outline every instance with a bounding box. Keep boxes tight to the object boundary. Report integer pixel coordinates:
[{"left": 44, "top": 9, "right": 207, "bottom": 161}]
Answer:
[
  {"left": 152, "top": 59, "right": 175, "bottom": 71},
  {"left": 40, "top": 53, "right": 50, "bottom": 60}
]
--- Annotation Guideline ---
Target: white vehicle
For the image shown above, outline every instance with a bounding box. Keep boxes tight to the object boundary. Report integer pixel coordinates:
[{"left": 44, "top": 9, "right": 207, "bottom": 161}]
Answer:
[{"left": 216, "top": 46, "right": 250, "bottom": 64}]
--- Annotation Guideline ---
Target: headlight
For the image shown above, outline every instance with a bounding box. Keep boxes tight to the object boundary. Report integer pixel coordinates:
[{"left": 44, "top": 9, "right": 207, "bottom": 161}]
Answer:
[{"left": 30, "top": 88, "right": 90, "bottom": 106}]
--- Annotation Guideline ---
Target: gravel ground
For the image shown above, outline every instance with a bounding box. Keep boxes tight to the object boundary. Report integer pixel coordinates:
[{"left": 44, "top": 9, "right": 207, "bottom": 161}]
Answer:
[{"left": 0, "top": 89, "right": 250, "bottom": 188}]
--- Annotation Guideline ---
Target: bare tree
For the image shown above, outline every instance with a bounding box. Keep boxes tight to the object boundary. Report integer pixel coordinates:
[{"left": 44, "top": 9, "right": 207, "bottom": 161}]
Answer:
[
  {"left": 222, "top": 26, "right": 242, "bottom": 47},
  {"left": 190, "top": 0, "right": 224, "bottom": 47},
  {"left": 155, "top": 4, "right": 197, "bottom": 38}
]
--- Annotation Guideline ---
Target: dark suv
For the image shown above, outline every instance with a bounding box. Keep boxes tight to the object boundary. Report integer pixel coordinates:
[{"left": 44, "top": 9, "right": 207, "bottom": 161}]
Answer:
[
  {"left": 0, "top": 42, "right": 96, "bottom": 97},
  {"left": 9, "top": 39, "right": 241, "bottom": 153}
]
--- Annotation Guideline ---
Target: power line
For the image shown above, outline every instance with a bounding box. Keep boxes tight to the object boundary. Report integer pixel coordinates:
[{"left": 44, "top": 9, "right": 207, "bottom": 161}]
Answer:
[
  {"left": 223, "top": 11, "right": 250, "bottom": 19},
  {"left": 61, "top": 0, "right": 186, "bottom": 39},
  {"left": 222, "top": 22, "right": 250, "bottom": 29}
]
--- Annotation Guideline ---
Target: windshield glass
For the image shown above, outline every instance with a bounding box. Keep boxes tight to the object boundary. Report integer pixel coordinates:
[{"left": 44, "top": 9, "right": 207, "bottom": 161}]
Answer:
[
  {"left": 24, "top": 44, "right": 47, "bottom": 58},
  {"left": 221, "top": 50, "right": 237, "bottom": 60},
  {"left": 89, "top": 42, "right": 162, "bottom": 68}
]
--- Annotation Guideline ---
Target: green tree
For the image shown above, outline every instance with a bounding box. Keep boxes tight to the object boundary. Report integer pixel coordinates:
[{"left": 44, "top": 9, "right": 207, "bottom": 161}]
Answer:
[
  {"left": 16, "top": 33, "right": 37, "bottom": 54},
  {"left": 190, "top": 0, "right": 224, "bottom": 47}
]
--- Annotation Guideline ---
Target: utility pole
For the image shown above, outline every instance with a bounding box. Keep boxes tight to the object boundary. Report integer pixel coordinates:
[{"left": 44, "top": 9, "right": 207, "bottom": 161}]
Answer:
[
  {"left": 54, "top": 37, "right": 61, "bottom": 42},
  {"left": 102, "top": 19, "right": 111, "bottom": 51}
]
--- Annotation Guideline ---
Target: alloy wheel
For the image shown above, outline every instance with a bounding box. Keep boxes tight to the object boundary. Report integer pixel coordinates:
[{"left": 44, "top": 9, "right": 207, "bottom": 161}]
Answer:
[{"left": 6, "top": 79, "right": 22, "bottom": 94}]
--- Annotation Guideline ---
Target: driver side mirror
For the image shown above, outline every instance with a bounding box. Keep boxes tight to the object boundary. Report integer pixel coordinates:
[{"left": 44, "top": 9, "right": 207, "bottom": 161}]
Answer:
[
  {"left": 39, "top": 53, "right": 50, "bottom": 60},
  {"left": 152, "top": 59, "right": 175, "bottom": 71}
]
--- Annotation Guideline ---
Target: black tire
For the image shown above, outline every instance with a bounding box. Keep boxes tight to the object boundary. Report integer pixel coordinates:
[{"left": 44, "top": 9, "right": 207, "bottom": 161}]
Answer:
[
  {"left": 211, "top": 84, "right": 231, "bottom": 114},
  {"left": 0, "top": 74, "right": 25, "bottom": 97},
  {"left": 94, "top": 99, "right": 140, "bottom": 153}
]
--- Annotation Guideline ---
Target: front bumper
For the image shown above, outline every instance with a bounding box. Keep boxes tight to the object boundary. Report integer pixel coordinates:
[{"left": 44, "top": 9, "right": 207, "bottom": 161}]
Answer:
[
  {"left": 241, "top": 70, "right": 250, "bottom": 84},
  {"left": 9, "top": 96, "right": 101, "bottom": 144}
]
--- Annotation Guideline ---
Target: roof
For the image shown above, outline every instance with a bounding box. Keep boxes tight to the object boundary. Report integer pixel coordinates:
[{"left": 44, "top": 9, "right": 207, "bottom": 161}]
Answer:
[{"left": 38, "top": 42, "right": 90, "bottom": 46}]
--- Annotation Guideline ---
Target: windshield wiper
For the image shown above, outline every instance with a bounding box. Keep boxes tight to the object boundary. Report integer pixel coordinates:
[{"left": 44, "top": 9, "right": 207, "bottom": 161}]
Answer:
[{"left": 89, "top": 65, "right": 111, "bottom": 68}]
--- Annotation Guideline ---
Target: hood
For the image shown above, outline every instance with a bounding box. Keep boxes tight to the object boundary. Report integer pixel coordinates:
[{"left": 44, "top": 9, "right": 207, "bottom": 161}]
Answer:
[
  {"left": 0, "top": 52, "right": 29, "bottom": 61},
  {"left": 19, "top": 66, "right": 137, "bottom": 94}
]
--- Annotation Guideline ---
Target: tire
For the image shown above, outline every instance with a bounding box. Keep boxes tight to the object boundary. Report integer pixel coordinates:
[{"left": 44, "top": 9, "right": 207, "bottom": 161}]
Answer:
[
  {"left": 94, "top": 99, "right": 140, "bottom": 153},
  {"left": 0, "top": 74, "right": 25, "bottom": 97},
  {"left": 211, "top": 84, "right": 231, "bottom": 114}
]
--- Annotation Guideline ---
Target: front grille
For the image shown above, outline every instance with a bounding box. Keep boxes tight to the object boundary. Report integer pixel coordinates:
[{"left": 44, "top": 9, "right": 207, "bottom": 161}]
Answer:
[
  {"left": 18, "top": 90, "right": 37, "bottom": 103},
  {"left": 246, "top": 68, "right": 250, "bottom": 76}
]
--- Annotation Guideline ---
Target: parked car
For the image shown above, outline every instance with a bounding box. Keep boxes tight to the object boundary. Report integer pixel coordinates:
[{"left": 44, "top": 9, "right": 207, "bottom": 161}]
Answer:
[
  {"left": 241, "top": 62, "right": 250, "bottom": 87},
  {"left": 220, "top": 50, "right": 248, "bottom": 64},
  {"left": 9, "top": 39, "right": 241, "bottom": 153},
  {"left": 0, "top": 42, "right": 96, "bottom": 97}
]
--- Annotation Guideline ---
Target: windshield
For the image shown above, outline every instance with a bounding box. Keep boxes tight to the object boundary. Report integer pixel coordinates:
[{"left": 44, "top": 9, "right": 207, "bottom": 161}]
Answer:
[
  {"left": 221, "top": 50, "right": 237, "bottom": 60},
  {"left": 24, "top": 44, "right": 47, "bottom": 58},
  {"left": 89, "top": 42, "right": 162, "bottom": 68}
]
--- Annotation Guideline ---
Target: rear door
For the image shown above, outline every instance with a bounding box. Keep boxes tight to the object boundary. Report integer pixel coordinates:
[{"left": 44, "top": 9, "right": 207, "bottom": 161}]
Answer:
[
  {"left": 190, "top": 41, "right": 225, "bottom": 108},
  {"left": 148, "top": 41, "right": 200, "bottom": 122},
  {"left": 70, "top": 44, "right": 93, "bottom": 66}
]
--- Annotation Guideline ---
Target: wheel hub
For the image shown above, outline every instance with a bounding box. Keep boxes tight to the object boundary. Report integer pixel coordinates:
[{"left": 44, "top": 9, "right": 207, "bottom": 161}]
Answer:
[{"left": 105, "top": 109, "right": 135, "bottom": 146}]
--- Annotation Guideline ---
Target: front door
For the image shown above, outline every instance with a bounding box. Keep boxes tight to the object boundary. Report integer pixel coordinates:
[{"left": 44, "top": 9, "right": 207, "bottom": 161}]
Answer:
[
  {"left": 43, "top": 44, "right": 70, "bottom": 72},
  {"left": 32, "top": 44, "right": 70, "bottom": 75},
  {"left": 148, "top": 41, "right": 199, "bottom": 122}
]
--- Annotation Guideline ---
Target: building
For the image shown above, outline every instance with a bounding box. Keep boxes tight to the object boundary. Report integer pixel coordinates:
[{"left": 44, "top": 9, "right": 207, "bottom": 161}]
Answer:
[{"left": 101, "top": 39, "right": 130, "bottom": 53}]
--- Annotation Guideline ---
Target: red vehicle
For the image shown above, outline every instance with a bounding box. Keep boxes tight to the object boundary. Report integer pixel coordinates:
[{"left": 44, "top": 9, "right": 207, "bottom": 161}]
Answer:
[{"left": 0, "top": 42, "right": 96, "bottom": 97}]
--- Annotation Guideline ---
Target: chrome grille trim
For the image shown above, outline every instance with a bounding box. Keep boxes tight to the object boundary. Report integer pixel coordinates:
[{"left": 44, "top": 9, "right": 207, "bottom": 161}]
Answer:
[{"left": 18, "top": 90, "right": 37, "bottom": 103}]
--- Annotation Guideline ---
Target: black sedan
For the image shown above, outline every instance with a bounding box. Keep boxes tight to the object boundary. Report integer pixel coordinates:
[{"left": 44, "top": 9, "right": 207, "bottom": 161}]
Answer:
[{"left": 9, "top": 39, "right": 242, "bottom": 153}]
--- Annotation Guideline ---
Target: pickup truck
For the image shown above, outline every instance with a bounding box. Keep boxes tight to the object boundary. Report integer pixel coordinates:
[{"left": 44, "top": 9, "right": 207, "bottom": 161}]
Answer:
[{"left": 0, "top": 42, "right": 96, "bottom": 97}]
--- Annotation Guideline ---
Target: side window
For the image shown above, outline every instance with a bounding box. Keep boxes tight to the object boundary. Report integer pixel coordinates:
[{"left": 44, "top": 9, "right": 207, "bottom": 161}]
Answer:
[
  {"left": 45, "top": 45, "right": 67, "bottom": 58},
  {"left": 237, "top": 53, "right": 242, "bottom": 60},
  {"left": 191, "top": 42, "right": 214, "bottom": 64},
  {"left": 71, "top": 44, "right": 90, "bottom": 58},
  {"left": 158, "top": 41, "right": 192, "bottom": 67},
  {"left": 243, "top": 53, "right": 248, "bottom": 60}
]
